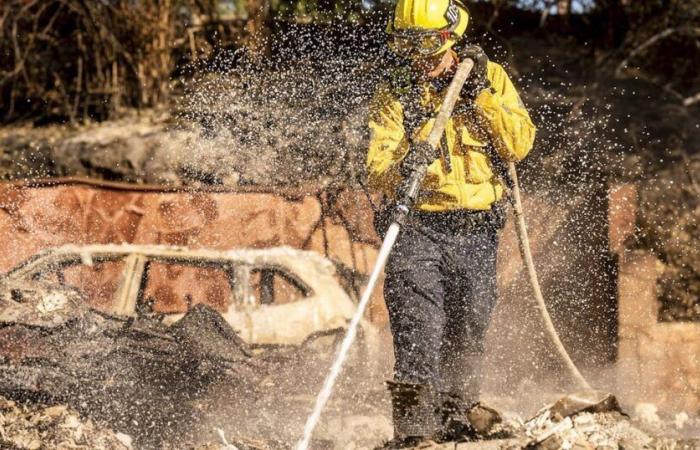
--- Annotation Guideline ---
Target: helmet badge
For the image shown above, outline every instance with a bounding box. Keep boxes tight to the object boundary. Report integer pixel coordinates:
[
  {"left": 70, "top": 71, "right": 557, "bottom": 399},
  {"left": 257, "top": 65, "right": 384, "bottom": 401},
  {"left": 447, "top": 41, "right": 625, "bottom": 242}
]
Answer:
[{"left": 444, "top": 1, "right": 459, "bottom": 28}]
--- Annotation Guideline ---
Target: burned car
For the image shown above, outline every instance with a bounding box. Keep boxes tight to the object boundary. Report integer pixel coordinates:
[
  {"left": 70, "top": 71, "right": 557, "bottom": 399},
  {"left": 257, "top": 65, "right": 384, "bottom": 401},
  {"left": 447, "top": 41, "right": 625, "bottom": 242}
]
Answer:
[
  {"left": 0, "top": 244, "right": 380, "bottom": 447},
  {"left": 0, "top": 244, "right": 378, "bottom": 348}
]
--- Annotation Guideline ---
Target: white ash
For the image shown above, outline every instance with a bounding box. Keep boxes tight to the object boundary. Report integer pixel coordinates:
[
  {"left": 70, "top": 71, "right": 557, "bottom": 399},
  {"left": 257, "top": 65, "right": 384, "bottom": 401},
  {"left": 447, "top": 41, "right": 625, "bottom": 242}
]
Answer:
[{"left": 0, "top": 395, "right": 129, "bottom": 450}]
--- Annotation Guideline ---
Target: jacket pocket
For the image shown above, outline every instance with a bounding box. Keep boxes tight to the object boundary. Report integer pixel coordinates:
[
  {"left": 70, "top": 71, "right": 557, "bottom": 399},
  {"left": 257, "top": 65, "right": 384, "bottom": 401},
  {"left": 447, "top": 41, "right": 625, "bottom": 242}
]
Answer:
[
  {"left": 464, "top": 150, "right": 494, "bottom": 184},
  {"left": 460, "top": 127, "right": 487, "bottom": 149}
]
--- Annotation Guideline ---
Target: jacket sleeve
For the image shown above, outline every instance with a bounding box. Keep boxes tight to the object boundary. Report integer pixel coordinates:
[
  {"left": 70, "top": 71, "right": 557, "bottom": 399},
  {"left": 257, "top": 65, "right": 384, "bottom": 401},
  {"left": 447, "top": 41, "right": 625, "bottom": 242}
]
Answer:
[
  {"left": 366, "top": 85, "right": 409, "bottom": 193},
  {"left": 473, "top": 62, "right": 536, "bottom": 162}
]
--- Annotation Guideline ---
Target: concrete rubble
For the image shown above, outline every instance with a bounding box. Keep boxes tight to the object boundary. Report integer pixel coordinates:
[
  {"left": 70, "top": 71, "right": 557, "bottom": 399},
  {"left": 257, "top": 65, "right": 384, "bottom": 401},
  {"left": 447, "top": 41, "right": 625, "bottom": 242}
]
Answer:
[
  {"left": 473, "top": 391, "right": 698, "bottom": 450},
  {"left": 0, "top": 309, "right": 698, "bottom": 449},
  {"left": 184, "top": 393, "right": 700, "bottom": 450},
  {"left": 515, "top": 392, "right": 699, "bottom": 450}
]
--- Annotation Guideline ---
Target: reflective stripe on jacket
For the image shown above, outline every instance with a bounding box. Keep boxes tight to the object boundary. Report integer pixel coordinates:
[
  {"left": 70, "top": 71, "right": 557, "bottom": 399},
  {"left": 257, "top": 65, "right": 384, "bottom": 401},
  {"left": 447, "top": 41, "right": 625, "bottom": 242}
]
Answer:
[{"left": 366, "top": 61, "right": 536, "bottom": 212}]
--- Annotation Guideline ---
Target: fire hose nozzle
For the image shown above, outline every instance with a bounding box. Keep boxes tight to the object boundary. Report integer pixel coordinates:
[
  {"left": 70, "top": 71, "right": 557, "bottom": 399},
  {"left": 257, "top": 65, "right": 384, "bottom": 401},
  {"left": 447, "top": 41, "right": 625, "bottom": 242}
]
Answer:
[{"left": 394, "top": 164, "right": 428, "bottom": 224}]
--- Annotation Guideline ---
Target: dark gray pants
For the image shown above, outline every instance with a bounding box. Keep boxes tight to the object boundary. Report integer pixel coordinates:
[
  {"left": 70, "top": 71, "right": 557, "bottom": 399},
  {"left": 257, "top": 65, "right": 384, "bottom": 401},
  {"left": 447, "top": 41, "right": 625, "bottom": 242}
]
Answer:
[{"left": 384, "top": 214, "right": 499, "bottom": 401}]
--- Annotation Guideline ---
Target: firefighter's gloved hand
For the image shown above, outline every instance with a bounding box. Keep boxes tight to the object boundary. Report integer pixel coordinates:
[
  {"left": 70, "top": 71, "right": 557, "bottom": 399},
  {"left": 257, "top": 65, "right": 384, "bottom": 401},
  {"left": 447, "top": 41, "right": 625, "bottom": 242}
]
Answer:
[
  {"left": 399, "top": 141, "right": 436, "bottom": 178},
  {"left": 460, "top": 45, "right": 490, "bottom": 101}
]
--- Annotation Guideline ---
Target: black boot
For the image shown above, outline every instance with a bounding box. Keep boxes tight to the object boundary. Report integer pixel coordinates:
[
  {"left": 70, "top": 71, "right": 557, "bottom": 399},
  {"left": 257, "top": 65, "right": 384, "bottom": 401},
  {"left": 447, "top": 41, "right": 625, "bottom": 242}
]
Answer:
[
  {"left": 378, "top": 381, "right": 440, "bottom": 449},
  {"left": 435, "top": 392, "right": 502, "bottom": 442},
  {"left": 436, "top": 392, "right": 476, "bottom": 442}
]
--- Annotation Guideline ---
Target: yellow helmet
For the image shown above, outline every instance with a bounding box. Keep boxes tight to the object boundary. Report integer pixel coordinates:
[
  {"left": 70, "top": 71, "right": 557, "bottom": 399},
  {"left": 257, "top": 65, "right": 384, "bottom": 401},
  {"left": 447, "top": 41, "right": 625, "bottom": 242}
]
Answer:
[{"left": 389, "top": 0, "right": 469, "bottom": 58}]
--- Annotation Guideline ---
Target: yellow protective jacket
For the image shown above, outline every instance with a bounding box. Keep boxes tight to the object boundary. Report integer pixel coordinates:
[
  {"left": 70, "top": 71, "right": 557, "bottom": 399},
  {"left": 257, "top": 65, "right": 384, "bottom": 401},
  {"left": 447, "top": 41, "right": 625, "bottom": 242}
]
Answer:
[{"left": 366, "top": 61, "right": 536, "bottom": 211}]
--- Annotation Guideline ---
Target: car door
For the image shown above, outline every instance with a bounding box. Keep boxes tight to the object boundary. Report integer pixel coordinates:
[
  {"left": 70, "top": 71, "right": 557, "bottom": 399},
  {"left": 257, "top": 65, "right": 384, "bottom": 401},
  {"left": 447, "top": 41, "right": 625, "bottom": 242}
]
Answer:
[
  {"left": 136, "top": 256, "right": 237, "bottom": 320},
  {"left": 222, "top": 262, "right": 353, "bottom": 346}
]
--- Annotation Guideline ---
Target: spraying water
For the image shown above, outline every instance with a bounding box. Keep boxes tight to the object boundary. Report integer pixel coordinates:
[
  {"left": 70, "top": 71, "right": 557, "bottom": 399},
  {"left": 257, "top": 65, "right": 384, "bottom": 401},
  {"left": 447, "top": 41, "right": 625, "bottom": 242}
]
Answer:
[{"left": 296, "top": 222, "right": 401, "bottom": 450}]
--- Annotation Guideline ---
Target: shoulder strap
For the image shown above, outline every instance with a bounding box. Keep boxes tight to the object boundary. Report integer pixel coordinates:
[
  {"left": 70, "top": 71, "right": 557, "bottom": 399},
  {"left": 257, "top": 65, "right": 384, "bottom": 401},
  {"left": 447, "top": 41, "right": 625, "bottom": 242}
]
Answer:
[{"left": 390, "top": 67, "right": 456, "bottom": 173}]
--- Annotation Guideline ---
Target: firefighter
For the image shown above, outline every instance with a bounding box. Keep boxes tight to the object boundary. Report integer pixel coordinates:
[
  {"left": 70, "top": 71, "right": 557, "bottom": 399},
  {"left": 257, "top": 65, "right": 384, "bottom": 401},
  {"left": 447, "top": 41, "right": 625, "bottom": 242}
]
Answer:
[{"left": 366, "top": 0, "right": 536, "bottom": 445}]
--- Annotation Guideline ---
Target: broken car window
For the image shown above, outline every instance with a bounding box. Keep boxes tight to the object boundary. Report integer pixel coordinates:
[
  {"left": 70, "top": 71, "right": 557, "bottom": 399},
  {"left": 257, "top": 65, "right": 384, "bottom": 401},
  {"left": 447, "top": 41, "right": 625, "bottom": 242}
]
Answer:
[
  {"left": 248, "top": 267, "right": 309, "bottom": 305},
  {"left": 34, "top": 257, "right": 127, "bottom": 312},
  {"left": 141, "top": 260, "right": 234, "bottom": 314}
]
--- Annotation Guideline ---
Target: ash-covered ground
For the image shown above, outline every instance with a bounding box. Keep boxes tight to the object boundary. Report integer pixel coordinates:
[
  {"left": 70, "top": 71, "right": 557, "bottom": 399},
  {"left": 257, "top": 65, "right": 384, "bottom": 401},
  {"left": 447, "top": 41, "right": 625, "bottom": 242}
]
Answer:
[{"left": 0, "top": 284, "right": 697, "bottom": 449}]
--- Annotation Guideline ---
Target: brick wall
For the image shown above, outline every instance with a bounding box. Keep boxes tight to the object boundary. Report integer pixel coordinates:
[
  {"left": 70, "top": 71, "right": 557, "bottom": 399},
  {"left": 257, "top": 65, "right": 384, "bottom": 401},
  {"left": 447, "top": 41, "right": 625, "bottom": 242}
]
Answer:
[
  {"left": 617, "top": 251, "right": 700, "bottom": 412},
  {"left": 612, "top": 185, "right": 700, "bottom": 412}
]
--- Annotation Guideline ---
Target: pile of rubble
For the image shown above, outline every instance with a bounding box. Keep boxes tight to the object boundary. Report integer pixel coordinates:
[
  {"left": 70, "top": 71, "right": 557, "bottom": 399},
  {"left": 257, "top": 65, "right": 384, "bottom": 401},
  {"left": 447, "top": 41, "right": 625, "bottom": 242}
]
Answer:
[
  {"left": 477, "top": 392, "right": 699, "bottom": 450},
  {"left": 0, "top": 281, "right": 379, "bottom": 448},
  {"left": 0, "top": 300, "right": 266, "bottom": 448},
  {"left": 0, "top": 395, "right": 131, "bottom": 450},
  {"left": 518, "top": 394, "right": 649, "bottom": 450}
]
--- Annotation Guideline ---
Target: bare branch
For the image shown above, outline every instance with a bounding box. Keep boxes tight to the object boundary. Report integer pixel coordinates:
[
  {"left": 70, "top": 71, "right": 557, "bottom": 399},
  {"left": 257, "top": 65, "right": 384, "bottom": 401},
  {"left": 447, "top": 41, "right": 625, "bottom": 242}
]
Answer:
[
  {"left": 683, "top": 92, "right": 700, "bottom": 107},
  {"left": 616, "top": 26, "right": 700, "bottom": 78}
]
